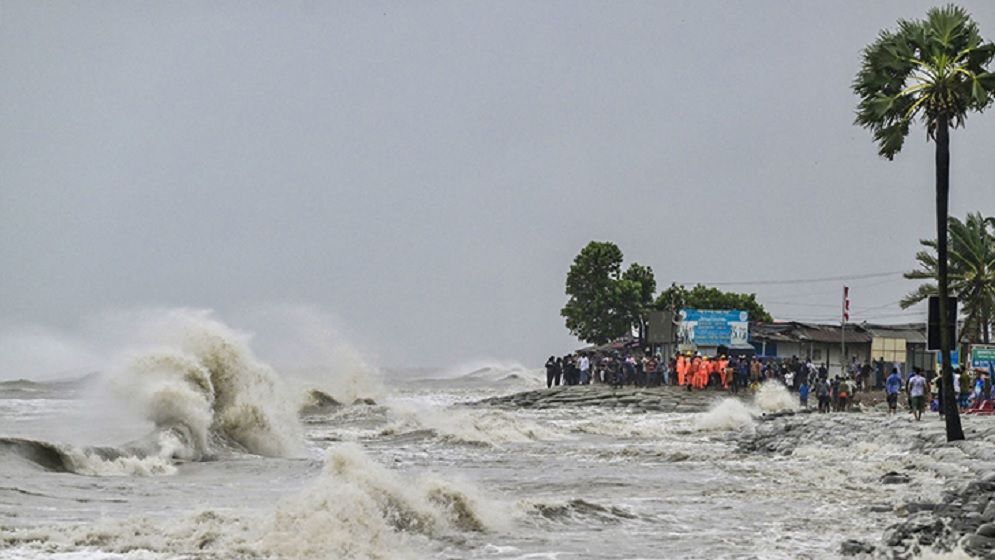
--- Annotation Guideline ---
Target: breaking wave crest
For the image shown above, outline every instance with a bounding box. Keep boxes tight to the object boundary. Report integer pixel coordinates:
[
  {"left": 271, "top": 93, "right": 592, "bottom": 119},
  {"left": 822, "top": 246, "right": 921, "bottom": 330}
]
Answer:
[
  {"left": 0, "top": 443, "right": 507, "bottom": 558},
  {"left": 264, "top": 443, "right": 507, "bottom": 557},
  {"left": 379, "top": 404, "right": 563, "bottom": 446},
  {"left": 106, "top": 311, "right": 304, "bottom": 460},
  {"left": 0, "top": 436, "right": 178, "bottom": 476},
  {"left": 0, "top": 311, "right": 309, "bottom": 475}
]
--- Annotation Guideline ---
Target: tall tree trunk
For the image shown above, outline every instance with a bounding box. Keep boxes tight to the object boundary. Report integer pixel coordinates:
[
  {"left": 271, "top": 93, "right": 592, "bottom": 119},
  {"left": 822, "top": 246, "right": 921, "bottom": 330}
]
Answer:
[
  {"left": 984, "top": 308, "right": 991, "bottom": 344},
  {"left": 937, "top": 118, "right": 965, "bottom": 442}
]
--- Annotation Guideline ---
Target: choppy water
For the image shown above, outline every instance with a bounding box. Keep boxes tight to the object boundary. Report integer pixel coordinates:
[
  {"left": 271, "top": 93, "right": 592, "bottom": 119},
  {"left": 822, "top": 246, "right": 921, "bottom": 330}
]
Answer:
[{"left": 0, "top": 316, "right": 984, "bottom": 559}]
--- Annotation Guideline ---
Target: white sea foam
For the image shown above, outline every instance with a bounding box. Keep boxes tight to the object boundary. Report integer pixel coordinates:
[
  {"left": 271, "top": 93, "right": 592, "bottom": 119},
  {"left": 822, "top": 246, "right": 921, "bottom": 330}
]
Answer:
[
  {"left": 104, "top": 309, "right": 305, "bottom": 460},
  {"left": 0, "top": 443, "right": 507, "bottom": 559},
  {"left": 695, "top": 398, "right": 757, "bottom": 431},
  {"left": 264, "top": 443, "right": 508, "bottom": 558},
  {"left": 754, "top": 381, "right": 799, "bottom": 414},
  {"left": 695, "top": 381, "right": 797, "bottom": 431},
  {"left": 381, "top": 402, "right": 563, "bottom": 446}
]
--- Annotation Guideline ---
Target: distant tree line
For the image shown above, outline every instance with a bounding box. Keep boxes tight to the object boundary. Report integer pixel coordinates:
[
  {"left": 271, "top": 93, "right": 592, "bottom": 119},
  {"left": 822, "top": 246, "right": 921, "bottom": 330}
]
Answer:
[{"left": 560, "top": 241, "right": 771, "bottom": 345}]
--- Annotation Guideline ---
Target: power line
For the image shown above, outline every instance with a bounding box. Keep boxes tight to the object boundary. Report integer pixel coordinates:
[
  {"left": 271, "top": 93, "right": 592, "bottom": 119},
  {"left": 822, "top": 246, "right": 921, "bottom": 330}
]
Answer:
[
  {"left": 679, "top": 271, "right": 904, "bottom": 287},
  {"left": 763, "top": 277, "right": 909, "bottom": 300},
  {"left": 765, "top": 301, "right": 841, "bottom": 308}
]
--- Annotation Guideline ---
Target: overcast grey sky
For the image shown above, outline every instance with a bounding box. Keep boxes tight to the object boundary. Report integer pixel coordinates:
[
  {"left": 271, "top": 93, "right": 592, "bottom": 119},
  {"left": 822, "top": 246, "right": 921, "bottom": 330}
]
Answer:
[{"left": 2, "top": 1, "right": 995, "bottom": 371}]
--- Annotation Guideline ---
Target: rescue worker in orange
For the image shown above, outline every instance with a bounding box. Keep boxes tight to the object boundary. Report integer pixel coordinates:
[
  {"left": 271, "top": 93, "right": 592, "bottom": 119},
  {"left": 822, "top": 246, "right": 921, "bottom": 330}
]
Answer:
[
  {"left": 676, "top": 353, "right": 687, "bottom": 386},
  {"left": 718, "top": 355, "right": 730, "bottom": 389},
  {"left": 695, "top": 357, "right": 710, "bottom": 389}
]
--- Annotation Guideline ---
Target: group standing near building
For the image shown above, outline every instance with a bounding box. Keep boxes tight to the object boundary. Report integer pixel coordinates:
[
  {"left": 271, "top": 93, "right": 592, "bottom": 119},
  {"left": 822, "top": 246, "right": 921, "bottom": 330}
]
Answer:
[{"left": 544, "top": 350, "right": 995, "bottom": 418}]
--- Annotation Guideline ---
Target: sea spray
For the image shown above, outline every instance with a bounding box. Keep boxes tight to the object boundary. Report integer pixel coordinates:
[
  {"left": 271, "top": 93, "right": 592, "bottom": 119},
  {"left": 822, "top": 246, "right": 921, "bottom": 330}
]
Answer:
[
  {"left": 104, "top": 310, "right": 305, "bottom": 460},
  {"left": 695, "top": 381, "right": 797, "bottom": 431},
  {"left": 0, "top": 442, "right": 507, "bottom": 559},
  {"left": 695, "top": 398, "right": 757, "bottom": 431},
  {"left": 754, "top": 381, "right": 799, "bottom": 414},
  {"left": 230, "top": 304, "right": 386, "bottom": 406}
]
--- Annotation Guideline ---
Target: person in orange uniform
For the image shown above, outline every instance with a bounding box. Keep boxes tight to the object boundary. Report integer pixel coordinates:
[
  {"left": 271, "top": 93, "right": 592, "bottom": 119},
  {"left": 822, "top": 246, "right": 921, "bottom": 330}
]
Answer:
[
  {"left": 676, "top": 353, "right": 687, "bottom": 387},
  {"left": 690, "top": 355, "right": 702, "bottom": 389},
  {"left": 718, "top": 355, "right": 730, "bottom": 389},
  {"left": 695, "top": 357, "right": 709, "bottom": 389}
]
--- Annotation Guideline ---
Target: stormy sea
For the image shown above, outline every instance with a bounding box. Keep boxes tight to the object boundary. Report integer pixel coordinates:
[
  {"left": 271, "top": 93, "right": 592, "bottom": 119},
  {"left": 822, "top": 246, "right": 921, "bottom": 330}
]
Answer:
[{"left": 2, "top": 313, "right": 993, "bottom": 559}]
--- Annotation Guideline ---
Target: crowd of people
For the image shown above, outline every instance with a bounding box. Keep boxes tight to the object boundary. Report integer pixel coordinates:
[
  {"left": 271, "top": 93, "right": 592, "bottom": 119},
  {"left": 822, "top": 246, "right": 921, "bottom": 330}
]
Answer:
[
  {"left": 543, "top": 352, "right": 835, "bottom": 396},
  {"left": 543, "top": 350, "right": 995, "bottom": 419},
  {"left": 884, "top": 363, "right": 995, "bottom": 420}
]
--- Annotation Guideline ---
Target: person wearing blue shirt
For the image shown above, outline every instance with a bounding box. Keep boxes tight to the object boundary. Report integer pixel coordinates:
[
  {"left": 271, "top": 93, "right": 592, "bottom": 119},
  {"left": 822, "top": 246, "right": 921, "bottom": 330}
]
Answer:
[{"left": 885, "top": 368, "right": 903, "bottom": 415}]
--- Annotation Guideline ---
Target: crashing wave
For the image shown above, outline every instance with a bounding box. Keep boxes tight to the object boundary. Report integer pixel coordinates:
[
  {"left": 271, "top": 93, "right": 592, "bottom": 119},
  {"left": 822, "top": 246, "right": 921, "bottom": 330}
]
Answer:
[
  {"left": 1, "top": 312, "right": 307, "bottom": 476},
  {"left": 0, "top": 444, "right": 507, "bottom": 558},
  {"left": 105, "top": 312, "right": 304, "bottom": 460},
  {"left": 377, "top": 405, "right": 563, "bottom": 447},
  {"left": 695, "top": 381, "right": 798, "bottom": 431}
]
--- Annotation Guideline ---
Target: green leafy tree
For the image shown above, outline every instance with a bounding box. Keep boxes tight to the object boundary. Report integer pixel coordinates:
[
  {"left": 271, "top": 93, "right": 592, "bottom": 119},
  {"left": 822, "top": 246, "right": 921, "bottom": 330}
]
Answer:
[
  {"left": 561, "top": 242, "right": 656, "bottom": 345},
  {"left": 654, "top": 283, "right": 772, "bottom": 322},
  {"left": 854, "top": 4, "right": 995, "bottom": 442},
  {"left": 901, "top": 213, "right": 995, "bottom": 343},
  {"left": 621, "top": 263, "right": 657, "bottom": 342}
]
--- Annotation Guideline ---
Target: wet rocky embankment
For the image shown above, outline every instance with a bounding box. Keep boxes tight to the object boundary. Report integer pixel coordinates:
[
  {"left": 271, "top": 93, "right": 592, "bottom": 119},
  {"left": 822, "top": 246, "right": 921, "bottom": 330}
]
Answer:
[
  {"left": 741, "top": 412, "right": 995, "bottom": 558},
  {"left": 471, "top": 385, "right": 734, "bottom": 413}
]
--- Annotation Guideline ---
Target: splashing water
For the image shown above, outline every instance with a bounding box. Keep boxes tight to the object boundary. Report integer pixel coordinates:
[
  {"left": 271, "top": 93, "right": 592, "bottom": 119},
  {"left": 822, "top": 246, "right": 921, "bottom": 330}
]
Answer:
[
  {"left": 754, "top": 381, "right": 799, "bottom": 414},
  {"left": 105, "top": 310, "right": 305, "bottom": 460},
  {"left": 695, "top": 381, "right": 798, "bottom": 431}
]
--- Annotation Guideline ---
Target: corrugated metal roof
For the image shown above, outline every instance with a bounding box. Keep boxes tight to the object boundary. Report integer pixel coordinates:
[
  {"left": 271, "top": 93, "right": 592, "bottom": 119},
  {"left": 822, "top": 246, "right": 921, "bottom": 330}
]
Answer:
[
  {"left": 861, "top": 323, "right": 927, "bottom": 344},
  {"left": 750, "top": 322, "right": 873, "bottom": 344}
]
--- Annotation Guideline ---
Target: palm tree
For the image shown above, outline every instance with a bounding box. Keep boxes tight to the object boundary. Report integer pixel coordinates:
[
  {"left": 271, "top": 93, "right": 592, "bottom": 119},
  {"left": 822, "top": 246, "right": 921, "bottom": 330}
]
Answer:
[
  {"left": 902, "top": 213, "right": 995, "bottom": 344},
  {"left": 854, "top": 5, "right": 995, "bottom": 442}
]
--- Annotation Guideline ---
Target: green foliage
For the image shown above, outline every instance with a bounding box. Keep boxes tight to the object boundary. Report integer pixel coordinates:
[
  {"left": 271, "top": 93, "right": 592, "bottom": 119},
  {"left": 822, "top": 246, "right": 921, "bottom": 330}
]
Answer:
[
  {"left": 901, "top": 213, "right": 995, "bottom": 342},
  {"left": 654, "top": 283, "right": 772, "bottom": 323},
  {"left": 853, "top": 4, "right": 995, "bottom": 159},
  {"left": 561, "top": 242, "right": 656, "bottom": 344}
]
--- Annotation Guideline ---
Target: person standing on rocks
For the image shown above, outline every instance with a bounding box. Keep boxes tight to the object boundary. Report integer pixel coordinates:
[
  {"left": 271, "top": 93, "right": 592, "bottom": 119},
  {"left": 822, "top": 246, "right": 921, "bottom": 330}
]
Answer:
[
  {"left": 830, "top": 376, "right": 840, "bottom": 412},
  {"left": 908, "top": 369, "right": 927, "bottom": 421},
  {"left": 578, "top": 354, "right": 591, "bottom": 385},
  {"left": 817, "top": 378, "right": 831, "bottom": 413},
  {"left": 886, "top": 368, "right": 903, "bottom": 414},
  {"left": 838, "top": 376, "right": 851, "bottom": 411},
  {"left": 623, "top": 355, "right": 636, "bottom": 386},
  {"left": 799, "top": 379, "right": 809, "bottom": 409},
  {"left": 959, "top": 367, "right": 972, "bottom": 409},
  {"left": 545, "top": 356, "right": 560, "bottom": 388}
]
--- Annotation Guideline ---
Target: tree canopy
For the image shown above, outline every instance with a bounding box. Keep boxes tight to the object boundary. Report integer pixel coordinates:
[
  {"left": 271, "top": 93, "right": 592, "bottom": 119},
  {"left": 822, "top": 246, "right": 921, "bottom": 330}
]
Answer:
[
  {"left": 654, "top": 283, "right": 772, "bottom": 323},
  {"left": 853, "top": 4, "right": 995, "bottom": 159},
  {"left": 853, "top": 4, "right": 994, "bottom": 442},
  {"left": 560, "top": 242, "right": 656, "bottom": 345},
  {"left": 901, "top": 212, "right": 995, "bottom": 343}
]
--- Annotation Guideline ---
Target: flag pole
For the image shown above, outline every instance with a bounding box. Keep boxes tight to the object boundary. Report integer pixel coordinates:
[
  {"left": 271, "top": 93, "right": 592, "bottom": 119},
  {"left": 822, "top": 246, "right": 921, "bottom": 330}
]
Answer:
[{"left": 841, "top": 286, "right": 849, "bottom": 376}]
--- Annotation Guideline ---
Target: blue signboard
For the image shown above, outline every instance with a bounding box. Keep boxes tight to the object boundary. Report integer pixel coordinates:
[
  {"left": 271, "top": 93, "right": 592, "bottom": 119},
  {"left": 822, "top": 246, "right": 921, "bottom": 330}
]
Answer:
[
  {"left": 936, "top": 350, "right": 959, "bottom": 368},
  {"left": 677, "top": 309, "right": 749, "bottom": 347}
]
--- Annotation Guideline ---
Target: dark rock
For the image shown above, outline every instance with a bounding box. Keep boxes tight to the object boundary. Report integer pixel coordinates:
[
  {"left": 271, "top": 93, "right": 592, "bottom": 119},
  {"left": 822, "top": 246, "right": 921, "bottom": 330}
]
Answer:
[
  {"left": 978, "top": 523, "right": 995, "bottom": 538},
  {"left": 964, "top": 533, "right": 995, "bottom": 553},
  {"left": 906, "top": 502, "right": 938, "bottom": 514},
  {"left": 840, "top": 539, "right": 874, "bottom": 556},
  {"left": 881, "top": 472, "right": 911, "bottom": 485}
]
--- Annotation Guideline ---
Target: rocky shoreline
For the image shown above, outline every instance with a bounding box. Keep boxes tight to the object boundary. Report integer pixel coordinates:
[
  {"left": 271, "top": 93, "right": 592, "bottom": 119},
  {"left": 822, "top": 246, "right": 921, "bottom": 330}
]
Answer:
[
  {"left": 476, "top": 384, "right": 995, "bottom": 557},
  {"left": 470, "top": 385, "right": 731, "bottom": 413},
  {"left": 741, "top": 412, "right": 995, "bottom": 558}
]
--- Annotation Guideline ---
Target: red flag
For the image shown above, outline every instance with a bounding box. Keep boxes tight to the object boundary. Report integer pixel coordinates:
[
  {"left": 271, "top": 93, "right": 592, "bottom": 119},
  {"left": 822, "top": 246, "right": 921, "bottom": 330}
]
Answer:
[{"left": 842, "top": 286, "right": 850, "bottom": 323}]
